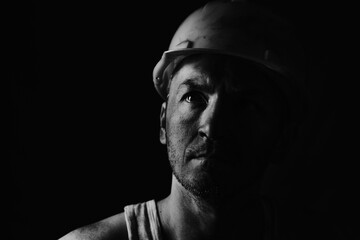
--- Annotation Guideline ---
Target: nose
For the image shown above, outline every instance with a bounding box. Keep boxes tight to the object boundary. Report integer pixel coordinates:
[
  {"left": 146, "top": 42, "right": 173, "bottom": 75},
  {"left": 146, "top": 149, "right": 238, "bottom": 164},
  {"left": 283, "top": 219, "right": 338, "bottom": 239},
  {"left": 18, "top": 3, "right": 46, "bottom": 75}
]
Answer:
[{"left": 198, "top": 95, "right": 231, "bottom": 141}]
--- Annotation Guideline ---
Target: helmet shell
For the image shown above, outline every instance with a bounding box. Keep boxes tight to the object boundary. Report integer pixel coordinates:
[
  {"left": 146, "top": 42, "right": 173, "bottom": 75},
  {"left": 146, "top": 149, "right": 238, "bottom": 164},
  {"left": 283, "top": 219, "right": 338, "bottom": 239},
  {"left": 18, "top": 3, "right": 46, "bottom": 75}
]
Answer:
[{"left": 153, "top": 0, "right": 308, "bottom": 122}]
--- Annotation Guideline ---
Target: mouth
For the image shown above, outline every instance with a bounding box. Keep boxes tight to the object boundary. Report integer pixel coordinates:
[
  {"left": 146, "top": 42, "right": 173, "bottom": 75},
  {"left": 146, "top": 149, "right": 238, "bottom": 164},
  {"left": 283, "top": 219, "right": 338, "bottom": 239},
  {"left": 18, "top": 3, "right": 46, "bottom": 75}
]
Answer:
[
  {"left": 192, "top": 155, "right": 210, "bottom": 162},
  {"left": 193, "top": 152, "right": 214, "bottom": 159},
  {"left": 186, "top": 143, "right": 229, "bottom": 167},
  {"left": 190, "top": 151, "right": 218, "bottom": 167},
  {"left": 189, "top": 147, "right": 235, "bottom": 168}
]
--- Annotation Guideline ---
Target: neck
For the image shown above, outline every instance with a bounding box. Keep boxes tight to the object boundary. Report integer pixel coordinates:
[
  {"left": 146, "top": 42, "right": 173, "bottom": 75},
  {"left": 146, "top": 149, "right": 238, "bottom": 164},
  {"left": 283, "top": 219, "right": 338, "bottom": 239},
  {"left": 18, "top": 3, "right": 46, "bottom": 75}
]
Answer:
[{"left": 157, "top": 175, "right": 263, "bottom": 240}]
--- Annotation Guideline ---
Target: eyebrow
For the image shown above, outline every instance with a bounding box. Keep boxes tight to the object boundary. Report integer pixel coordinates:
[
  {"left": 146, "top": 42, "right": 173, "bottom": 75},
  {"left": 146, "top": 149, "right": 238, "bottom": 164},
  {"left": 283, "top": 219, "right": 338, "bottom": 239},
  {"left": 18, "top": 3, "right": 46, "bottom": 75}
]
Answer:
[{"left": 178, "top": 78, "right": 213, "bottom": 93}]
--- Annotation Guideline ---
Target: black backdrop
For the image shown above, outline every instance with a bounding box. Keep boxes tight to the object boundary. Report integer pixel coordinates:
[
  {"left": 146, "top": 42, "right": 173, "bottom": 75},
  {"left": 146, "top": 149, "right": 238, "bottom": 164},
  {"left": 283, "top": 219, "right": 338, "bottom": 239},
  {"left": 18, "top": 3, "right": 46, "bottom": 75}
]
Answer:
[{"left": 9, "top": 1, "right": 357, "bottom": 239}]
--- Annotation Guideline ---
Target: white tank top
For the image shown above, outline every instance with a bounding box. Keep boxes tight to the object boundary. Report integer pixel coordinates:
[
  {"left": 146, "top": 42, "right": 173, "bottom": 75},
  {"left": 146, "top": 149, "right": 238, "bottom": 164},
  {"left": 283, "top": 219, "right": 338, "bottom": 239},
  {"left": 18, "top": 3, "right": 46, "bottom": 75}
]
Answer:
[
  {"left": 124, "top": 198, "right": 277, "bottom": 240},
  {"left": 124, "top": 199, "right": 163, "bottom": 240}
]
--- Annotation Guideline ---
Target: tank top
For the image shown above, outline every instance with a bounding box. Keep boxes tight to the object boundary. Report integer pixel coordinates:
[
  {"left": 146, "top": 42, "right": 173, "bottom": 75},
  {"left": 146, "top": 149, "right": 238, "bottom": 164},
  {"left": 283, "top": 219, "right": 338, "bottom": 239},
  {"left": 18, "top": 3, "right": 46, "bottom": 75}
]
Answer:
[
  {"left": 124, "top": 198, "right": 277, "bottom": 240},
  {"left": 124, "top": 199, "right": 162, "bottom": 240}
]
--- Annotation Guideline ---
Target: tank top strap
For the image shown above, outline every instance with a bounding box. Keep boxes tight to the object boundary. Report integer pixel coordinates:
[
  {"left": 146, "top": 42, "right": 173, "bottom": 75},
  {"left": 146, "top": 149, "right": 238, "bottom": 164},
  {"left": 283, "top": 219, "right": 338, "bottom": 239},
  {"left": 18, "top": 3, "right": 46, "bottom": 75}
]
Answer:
[{"left": 124, "top": 199, "right": 163, "bottom": 240}]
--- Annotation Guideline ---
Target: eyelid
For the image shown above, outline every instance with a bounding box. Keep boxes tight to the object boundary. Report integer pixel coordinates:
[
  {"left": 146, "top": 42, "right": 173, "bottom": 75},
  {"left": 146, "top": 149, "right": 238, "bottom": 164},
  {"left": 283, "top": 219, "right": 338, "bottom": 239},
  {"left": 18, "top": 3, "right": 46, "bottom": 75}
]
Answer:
[{"left": 182, "top": 91, "right": 208, "bottom": 104}]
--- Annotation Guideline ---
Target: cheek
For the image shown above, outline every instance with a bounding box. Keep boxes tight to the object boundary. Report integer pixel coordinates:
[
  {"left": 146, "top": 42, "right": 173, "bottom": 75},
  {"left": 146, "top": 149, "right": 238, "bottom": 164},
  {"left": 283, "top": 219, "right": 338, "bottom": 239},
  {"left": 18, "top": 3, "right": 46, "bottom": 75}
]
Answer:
[
  {"left": 166, "top": 110, "right": 197, "bottom": 163},
  {"left": 167, "top": 108, "right": 196, "bottom": 141},
  {"left": 167, "top": 100, "right": 199, "bottom": 136}
]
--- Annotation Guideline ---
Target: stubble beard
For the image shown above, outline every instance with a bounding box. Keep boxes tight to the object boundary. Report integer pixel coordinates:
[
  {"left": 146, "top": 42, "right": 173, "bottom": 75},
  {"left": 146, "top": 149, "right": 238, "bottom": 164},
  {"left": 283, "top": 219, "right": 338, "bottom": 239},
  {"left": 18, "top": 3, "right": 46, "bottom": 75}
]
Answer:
[{"left": 167, "top": 141, "right": 220, "bottom": 202}]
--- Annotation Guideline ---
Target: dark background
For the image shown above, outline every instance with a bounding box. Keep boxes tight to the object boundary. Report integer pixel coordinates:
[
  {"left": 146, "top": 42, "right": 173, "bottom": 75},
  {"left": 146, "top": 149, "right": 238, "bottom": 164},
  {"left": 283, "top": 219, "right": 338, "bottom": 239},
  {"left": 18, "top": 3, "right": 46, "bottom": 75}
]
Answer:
[{"left": 9, "top": 0, "right": 356, "bottom": 239}]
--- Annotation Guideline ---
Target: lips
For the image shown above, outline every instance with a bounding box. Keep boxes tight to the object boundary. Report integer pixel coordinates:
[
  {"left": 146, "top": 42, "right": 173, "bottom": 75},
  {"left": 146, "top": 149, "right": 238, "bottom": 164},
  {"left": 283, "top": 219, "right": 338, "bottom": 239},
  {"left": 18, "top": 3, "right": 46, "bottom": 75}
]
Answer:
[
  {"left": 187, "top": 146, "right": 215, "bottom": 159},
  {"left": 193, "top": 151, "right": 215, "bottom": 160},
  {"left": 188, "top": 149, "right": 221, "bottom": 168},
  {"left": 185, "top": 141, "right": 231, "bottom": 165},
  {"left": 187, "top": 143, "right": 239, "bottom": 168}
]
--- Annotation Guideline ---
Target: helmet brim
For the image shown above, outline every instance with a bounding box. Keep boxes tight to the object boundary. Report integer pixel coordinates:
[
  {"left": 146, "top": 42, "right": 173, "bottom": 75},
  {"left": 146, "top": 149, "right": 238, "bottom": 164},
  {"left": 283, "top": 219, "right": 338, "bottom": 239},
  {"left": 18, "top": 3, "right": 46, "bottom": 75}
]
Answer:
[{"left": 153, "top": 48, "right": 288, "bottom": 99}]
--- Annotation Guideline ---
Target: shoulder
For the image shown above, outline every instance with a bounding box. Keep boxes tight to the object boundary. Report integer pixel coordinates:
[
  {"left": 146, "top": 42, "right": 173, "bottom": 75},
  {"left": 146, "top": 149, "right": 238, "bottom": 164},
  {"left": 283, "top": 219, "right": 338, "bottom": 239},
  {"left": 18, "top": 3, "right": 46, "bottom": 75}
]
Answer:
[{"left": 58, "top": 212, "right": 128, "bottom": 240}]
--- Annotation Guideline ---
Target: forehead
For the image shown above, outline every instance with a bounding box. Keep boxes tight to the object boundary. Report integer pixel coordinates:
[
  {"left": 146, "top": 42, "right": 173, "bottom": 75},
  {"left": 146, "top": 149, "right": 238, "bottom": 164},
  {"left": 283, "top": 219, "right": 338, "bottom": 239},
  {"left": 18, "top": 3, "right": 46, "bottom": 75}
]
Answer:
[{"left": 168, "top": 54, "right": 274, "bottom": 94}]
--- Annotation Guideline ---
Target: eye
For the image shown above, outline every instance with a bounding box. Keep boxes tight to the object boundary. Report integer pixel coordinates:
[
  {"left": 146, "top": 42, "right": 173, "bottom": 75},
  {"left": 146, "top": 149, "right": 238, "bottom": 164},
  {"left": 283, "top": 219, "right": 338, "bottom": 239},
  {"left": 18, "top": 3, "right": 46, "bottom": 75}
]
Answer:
[{"left": 183, "top": 92, "right": 207, "bottom": 105}]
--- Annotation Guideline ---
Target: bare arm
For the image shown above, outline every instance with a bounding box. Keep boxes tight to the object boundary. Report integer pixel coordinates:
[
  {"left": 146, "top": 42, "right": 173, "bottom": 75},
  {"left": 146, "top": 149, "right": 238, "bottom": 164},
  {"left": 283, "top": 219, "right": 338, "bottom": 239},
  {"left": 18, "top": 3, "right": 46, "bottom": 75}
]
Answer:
[{"left": 58, "top": 212, "right": 128, "bottom": 240}]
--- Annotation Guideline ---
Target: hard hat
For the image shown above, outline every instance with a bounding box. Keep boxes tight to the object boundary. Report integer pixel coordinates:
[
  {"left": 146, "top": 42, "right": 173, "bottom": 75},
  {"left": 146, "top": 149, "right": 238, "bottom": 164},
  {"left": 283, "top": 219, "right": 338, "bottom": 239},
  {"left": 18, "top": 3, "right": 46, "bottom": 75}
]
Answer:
[{"left": 153, "top": 0, "right": 308, "bottom": 123}]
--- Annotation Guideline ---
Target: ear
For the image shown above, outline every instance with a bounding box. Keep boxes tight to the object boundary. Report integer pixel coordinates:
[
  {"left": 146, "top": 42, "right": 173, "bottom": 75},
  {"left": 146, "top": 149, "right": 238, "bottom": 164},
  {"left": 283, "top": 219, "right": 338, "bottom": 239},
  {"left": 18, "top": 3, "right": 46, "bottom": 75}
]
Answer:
[{"left": 159, "top": 102, "right": 167, "bottom": 145}]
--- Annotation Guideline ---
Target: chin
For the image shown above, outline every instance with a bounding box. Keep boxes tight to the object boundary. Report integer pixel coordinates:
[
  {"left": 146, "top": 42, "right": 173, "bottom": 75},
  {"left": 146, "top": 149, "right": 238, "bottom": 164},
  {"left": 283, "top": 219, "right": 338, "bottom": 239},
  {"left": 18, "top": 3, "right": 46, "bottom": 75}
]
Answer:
[{"left": 172, "top": 159, "right": 259, "bottom": 201}]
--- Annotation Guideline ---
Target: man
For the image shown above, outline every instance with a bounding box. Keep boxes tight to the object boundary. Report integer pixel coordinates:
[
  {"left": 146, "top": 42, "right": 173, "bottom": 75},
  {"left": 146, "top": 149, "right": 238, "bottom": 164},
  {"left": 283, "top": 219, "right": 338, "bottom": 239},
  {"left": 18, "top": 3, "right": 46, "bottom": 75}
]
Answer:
[{"left": 60, "top": 1, "right": 311, "bottom": 239}]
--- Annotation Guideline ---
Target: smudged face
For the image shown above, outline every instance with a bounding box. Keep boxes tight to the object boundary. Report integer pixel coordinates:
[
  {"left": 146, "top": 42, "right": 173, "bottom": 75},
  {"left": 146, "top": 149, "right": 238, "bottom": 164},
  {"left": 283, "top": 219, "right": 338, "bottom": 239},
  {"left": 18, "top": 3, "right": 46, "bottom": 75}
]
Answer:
[{"left": 160, "top": 54, "right": 285, "bottom": 200}]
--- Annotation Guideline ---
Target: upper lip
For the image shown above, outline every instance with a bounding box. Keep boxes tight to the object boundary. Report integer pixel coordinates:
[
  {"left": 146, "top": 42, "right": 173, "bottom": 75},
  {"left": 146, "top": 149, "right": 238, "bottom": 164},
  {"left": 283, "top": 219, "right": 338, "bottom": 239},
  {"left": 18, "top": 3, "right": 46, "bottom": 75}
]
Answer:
[
  {"left": 188, "top": 142, "right": 226, "bottom": 160},
  {"left": 192, "top": 148, "right": 219, "bottom": 159}
]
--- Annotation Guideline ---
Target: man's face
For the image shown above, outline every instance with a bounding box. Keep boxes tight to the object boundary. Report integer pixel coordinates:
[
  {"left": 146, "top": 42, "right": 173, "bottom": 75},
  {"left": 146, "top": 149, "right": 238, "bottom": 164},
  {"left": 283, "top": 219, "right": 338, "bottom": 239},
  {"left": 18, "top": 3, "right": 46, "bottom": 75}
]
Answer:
[{"left": 161, "top": 54, "right": 284, "bottom": 200}]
